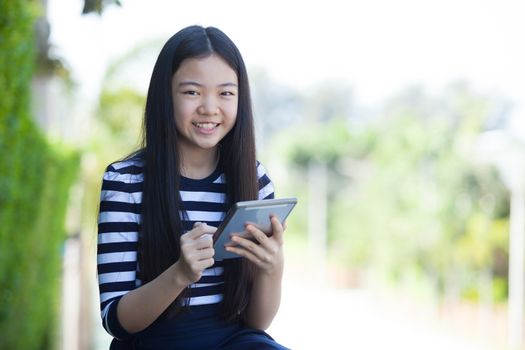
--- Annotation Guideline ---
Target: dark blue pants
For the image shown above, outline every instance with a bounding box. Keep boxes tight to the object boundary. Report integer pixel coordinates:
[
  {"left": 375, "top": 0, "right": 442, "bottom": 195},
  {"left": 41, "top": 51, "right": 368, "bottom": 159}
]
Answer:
[{"left": 110, "top": 304, "right": 290, "bottom": 350}]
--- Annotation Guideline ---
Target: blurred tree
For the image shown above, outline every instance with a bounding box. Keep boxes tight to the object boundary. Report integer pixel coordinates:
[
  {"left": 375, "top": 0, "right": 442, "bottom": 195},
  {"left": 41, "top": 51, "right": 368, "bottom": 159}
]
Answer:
[
  {"left": 34, "top": 8, "right": 69, "bottom": 80},
  {"left": 82, "top": 0, "right": 121, "bottom": 14},
  {"left": 88, "top": 40, "right": 160, "bottom": 163},
  {"left": 0, "top": 1, "right": 79, "bottom": 349},
  {"left": 80, "top": 41, "right": 158, "bottom": 245},
  {"left": 273, "top": 83, "right": 511, "bottom": 303}
]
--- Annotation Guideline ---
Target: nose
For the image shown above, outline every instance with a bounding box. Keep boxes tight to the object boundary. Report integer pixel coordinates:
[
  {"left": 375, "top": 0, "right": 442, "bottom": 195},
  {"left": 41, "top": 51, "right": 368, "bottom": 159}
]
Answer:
[{"left": 198, "top": 96, "right": 219, "bottom": 116}]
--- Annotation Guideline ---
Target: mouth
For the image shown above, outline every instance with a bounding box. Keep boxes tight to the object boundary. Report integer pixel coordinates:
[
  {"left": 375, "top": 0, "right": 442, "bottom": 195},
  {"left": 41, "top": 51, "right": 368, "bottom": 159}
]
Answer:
[{"left": 192, "top": 122, "right": 219, "bottom": 130}]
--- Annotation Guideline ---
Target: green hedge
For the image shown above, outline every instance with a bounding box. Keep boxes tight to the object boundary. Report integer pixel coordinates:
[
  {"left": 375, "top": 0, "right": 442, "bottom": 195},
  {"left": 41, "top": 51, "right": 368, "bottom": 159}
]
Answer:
[{"left": 0, "top": 1, "right": 79, "bottom": 349}]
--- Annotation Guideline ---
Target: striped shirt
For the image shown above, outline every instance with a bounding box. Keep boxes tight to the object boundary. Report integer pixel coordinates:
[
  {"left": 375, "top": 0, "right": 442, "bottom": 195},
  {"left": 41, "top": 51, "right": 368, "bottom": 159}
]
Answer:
[{"left": 97, "top": 158, "right": 275, "bottom": 339}]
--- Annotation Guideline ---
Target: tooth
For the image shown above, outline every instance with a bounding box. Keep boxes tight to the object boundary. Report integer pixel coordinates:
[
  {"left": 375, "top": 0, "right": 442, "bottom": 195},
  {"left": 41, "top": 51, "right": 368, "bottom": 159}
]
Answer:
[{"left": 195, "top": 123, "right": 216, "bottom": 129}]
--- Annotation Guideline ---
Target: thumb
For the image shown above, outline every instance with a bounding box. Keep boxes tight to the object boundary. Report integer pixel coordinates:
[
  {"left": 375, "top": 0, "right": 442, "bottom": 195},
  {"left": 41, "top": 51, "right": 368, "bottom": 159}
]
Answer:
[{"left": 270, "top": 216, "right": 284, "bottom": 243}]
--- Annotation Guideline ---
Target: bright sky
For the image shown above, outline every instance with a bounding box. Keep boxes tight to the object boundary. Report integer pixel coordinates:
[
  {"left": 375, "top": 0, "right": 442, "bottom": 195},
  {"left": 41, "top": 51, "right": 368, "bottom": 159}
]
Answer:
[{"left": 49, "top": 0, "right": 525, "bottom": 111}]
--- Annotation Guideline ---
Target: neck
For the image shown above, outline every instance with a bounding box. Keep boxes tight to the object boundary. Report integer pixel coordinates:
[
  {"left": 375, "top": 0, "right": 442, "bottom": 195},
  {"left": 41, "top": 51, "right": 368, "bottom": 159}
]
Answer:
[{"left": 180, "top": 146, "right": 219, "bottom": 180}]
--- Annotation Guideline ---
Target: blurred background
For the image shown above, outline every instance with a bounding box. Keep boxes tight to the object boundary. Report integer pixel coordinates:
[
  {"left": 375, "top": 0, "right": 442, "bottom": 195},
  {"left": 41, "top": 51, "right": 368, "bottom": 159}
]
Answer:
[{"left": 1, "top": 0, "right": 524, "bottom": 349}]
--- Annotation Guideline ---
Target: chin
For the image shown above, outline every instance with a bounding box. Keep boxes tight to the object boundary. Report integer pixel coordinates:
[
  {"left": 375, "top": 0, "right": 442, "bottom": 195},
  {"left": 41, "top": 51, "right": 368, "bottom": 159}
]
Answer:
[{"left": 198, "top": 142, "right": 220, "bottom": 150}]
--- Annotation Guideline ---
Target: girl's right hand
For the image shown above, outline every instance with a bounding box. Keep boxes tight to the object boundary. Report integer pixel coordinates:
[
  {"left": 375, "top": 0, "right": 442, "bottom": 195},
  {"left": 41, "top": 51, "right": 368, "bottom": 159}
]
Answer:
[{"left": 175, "top": 222, "right": 216, "bottom": 286}]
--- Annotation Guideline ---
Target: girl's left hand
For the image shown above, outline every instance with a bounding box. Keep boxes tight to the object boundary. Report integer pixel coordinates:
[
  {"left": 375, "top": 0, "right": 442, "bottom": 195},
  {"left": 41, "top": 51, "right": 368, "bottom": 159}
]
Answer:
[{"left": 225, "top": 216, "right": 284, "bottom": 274}]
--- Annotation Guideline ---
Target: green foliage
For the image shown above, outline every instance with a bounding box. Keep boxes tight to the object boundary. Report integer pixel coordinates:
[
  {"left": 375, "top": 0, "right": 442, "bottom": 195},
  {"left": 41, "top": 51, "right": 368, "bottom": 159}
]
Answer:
[
  {"left": 88, "top": 40, "right": 151, "bottom": 163},
  {"left": 284, "top": 119, "right": 353, "bottom": 167},
  {"left": 0, "top": 1, "right": 80, "bottom": 348},
  {"left": 97, "top": 87, "right": 144, "bottom": 149},
  {"left": 274, "top": 85, "right": 511, "bottom": 303},
  {"left": 78, "top": 52, "right": 148, "bottom": 253}
]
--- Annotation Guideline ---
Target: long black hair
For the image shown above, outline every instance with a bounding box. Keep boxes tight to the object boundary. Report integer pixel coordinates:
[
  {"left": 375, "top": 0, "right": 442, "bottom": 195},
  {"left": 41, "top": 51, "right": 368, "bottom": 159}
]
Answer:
[{"left": 136, "top": 25, "right": 258, "bottom": 321}]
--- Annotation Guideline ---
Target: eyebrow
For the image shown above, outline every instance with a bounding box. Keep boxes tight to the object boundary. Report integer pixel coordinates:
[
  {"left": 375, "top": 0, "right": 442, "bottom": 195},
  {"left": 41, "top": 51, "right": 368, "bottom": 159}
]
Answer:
[{"left": 178, "top": 81, "right": 238, "bottom": 88}]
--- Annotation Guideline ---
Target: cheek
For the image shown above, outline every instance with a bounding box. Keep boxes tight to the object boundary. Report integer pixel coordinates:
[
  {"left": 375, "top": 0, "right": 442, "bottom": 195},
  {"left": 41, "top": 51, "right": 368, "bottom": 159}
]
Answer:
[
  {"left": 225, "top": 108, "right": 238, "bottom": 129},
  {"left": 227, "top": 105, "right": 238, "bottom": 120},
  {"left": 173, "top": 99, "right": 195, "bottom": 124},
  {"left": 224, "top": 101, "right": 238, "bottom": 124}
]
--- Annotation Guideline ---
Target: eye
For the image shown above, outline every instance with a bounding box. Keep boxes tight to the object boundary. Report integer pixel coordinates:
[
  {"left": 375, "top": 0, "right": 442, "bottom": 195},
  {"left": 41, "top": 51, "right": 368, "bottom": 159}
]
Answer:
[
  {"left": 182, "top": 90, "right": 199, "bottom": 96},
  {"left": 221, "top": 91, "right": 236, "bottom": 96}
]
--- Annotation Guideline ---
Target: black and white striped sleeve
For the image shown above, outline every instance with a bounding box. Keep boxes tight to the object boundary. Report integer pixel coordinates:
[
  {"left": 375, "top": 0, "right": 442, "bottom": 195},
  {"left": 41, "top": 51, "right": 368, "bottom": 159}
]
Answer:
[
  {"left": 257, "top": 162, "right": 275, "bottom": 200},
  {"left": 97, "top": 162, "right": 142, "bottom": 340}
]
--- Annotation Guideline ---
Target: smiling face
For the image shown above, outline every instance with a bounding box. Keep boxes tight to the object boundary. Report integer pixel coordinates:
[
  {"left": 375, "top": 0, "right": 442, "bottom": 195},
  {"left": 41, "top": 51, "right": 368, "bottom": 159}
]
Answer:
[{"left": 171, "top": 54, "right": 238, "bottom": 159}]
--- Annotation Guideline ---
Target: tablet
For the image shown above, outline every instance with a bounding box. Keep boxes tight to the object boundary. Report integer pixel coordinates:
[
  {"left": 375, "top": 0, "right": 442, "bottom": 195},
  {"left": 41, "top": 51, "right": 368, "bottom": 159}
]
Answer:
[{"left": 213, "top": 197, "right": 297, "bottom": 260}]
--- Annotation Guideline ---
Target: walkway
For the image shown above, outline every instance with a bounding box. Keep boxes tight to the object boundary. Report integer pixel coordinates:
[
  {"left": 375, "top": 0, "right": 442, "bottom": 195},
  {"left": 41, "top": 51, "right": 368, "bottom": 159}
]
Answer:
[{"left": 269, "top": 283, "right": 508, "bottom": 350}]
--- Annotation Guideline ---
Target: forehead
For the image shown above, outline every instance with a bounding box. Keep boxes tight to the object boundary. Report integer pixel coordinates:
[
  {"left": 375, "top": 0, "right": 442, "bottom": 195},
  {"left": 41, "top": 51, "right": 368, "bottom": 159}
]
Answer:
[{"left": 172, "top": 54, "right": 238, "bottom": 85}]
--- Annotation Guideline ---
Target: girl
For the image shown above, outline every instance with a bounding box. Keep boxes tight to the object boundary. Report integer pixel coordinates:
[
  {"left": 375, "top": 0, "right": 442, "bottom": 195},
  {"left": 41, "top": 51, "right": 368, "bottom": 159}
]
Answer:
[{"left": 96, "top": 25, "right": 289, "bottom": 349}]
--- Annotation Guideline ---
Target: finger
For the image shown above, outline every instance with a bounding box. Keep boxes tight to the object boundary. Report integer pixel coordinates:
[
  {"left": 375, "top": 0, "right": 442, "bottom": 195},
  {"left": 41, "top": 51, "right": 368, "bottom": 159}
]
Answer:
[
  {"left": 270, "top": 216, "right": 284, "bottom": 243},
  {"left": 189, "top": 234, "right": 213, "bottom": 250},
  {"left": 244, "top": 224, "right": 272, "bottom": 249},
  {"left": 184, "top": 246, "right": 215, "bottom": 262},
  {"left": 181, "top": 227, "right": 201, "bottom": 241},
  {"left": 188, "top": 256, "right": 215, "bottom": 276},
  {"left": 239, "top": 227, "right": 280, "bottom": 258},
  {"left": 195, "top": 246, "right": 215, "bottom": 260},
  {"left": 184, "top": 222, "right": 204, "bottom": 239},
  {"left": 230, "top": 234, "right": 266, "bottom": 258},
  {"left": 196, "top": 257, "right": 215, "bottom": 270},
  {"left": 180, "top": 235, "right": 213, "bottom": 257},
  {"left": 224, "top": 245, "right": 265, "bottom": 266},
  {"left": 224, "top": 240, "right": 238, "bottom": 248},
  {"left": 187, "top": 223, "right": 217, "bottom": 240},
  {"left": 188, "top": 233, "right": 214, "bottom": 250},
  {"left": 194, "top": 250, "right": 215, "bottom": 269}
]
